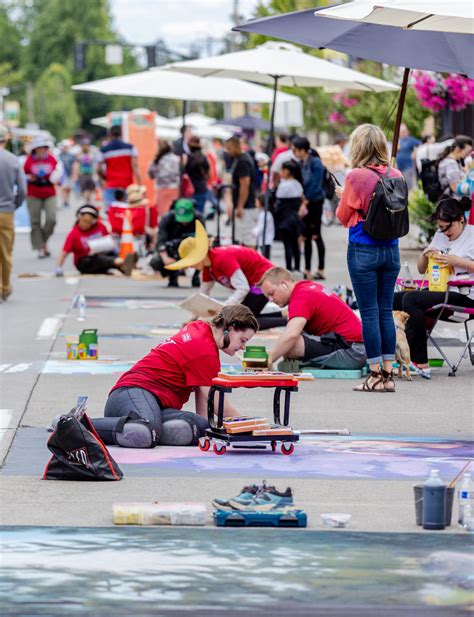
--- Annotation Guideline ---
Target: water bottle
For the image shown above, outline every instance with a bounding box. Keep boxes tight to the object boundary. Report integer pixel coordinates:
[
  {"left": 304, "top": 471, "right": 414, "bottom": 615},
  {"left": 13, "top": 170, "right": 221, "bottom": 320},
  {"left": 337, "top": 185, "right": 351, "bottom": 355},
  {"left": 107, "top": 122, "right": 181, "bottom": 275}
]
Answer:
[
  {"left": 401, "top": 261, "right": 415, "bottom": 290},
  {"left": 422, "top": 469, "right": 446, "bottom": 530},
  {"left": 458, "top": 472, "right": 472, "bottom": 527},
  {"left": 77, "top": 294, "right": 86, "bottom": 321}
]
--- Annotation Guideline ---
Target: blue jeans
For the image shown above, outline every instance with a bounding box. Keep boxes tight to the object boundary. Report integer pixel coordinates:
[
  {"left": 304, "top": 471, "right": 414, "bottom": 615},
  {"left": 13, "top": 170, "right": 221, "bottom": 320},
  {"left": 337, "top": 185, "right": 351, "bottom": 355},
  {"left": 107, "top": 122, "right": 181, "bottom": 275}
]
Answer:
[
  {"left": 193, "top": 191, "right": 208, "bottom": 213},
  {"left": 347, "top": 242, "right": 400, "bottom": 365},
  {"left": 103, "top": 187, "right": 123, "bottom": 210}
]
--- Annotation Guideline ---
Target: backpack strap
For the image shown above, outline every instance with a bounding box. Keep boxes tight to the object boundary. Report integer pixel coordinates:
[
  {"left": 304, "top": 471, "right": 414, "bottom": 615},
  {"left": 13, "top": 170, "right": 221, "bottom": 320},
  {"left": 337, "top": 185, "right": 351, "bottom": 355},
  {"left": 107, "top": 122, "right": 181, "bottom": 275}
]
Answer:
[{"left": 366, "top": 165, "right": 391, "bottom": 178}]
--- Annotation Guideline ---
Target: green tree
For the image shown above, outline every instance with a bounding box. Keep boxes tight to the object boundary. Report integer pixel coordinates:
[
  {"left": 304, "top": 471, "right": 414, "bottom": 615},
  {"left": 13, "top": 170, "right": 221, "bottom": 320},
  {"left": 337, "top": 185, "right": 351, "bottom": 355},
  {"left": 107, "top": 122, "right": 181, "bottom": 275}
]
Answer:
[
  {"left": 0, "top": 5, "right": 21, "bottom": 69},
  {"left": 34, "top": 63, "right": 80, "bottom": 139}
]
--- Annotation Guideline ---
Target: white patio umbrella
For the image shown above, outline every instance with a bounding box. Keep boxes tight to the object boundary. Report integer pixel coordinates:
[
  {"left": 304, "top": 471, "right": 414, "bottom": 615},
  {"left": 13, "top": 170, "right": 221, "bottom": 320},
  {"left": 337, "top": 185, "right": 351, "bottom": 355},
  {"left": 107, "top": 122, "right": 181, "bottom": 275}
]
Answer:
[
  {"left": 169, "top": 41, "right": 398, "bottom": 248},
  {"left": 166, "top": 112, "right": 216, "bottom": 129},
  {"left": 169, "top": 41, "right": 398, "bottom": 153},
  {"left": 318, "top": 1, "right": 473, "bottom": 34},
  {"left": 73, "top": 67, "right": 301, "bottom": 207}
]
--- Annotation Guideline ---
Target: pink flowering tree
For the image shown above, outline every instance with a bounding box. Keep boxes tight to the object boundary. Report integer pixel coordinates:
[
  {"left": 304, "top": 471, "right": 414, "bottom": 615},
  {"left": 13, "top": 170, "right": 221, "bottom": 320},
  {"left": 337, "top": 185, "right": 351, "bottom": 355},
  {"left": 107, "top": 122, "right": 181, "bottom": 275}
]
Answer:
[
  {"left": 328, "top": 91, "right": 359, "bottom": 128},
  {"left": 412, "top": 71, "right": 474, "bottom": 113}
]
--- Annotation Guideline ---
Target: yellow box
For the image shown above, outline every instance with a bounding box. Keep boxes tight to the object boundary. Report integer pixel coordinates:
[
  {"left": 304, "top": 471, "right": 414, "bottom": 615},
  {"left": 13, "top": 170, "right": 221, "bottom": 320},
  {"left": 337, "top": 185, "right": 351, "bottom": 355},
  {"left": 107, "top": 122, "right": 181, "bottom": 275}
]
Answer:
[{"left": 428, "top": 256, "right": 452, "bottom": 292}]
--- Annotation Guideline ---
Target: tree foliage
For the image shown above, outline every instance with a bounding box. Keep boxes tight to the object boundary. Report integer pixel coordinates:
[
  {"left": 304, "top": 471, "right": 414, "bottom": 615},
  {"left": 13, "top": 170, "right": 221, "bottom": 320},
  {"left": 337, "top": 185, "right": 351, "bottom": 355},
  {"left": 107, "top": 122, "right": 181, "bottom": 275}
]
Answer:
[{"left": 34, "top": 63, "right": 80, "bottom": 139}]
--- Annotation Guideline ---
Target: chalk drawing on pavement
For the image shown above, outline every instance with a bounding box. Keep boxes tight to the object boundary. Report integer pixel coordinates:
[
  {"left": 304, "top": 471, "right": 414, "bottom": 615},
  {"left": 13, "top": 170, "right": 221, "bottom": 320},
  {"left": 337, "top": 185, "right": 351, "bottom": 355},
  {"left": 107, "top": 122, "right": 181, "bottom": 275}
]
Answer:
[{"left": 0, "top": 527, "right": 471, "bottom": 615}]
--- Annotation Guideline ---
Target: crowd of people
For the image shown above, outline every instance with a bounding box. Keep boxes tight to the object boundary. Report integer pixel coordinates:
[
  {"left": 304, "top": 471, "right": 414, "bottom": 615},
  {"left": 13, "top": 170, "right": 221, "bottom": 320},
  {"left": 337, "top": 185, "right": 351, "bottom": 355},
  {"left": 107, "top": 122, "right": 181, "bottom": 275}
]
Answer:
[{"left": 0, "top": 115, "right": 473, "bottom": 429}]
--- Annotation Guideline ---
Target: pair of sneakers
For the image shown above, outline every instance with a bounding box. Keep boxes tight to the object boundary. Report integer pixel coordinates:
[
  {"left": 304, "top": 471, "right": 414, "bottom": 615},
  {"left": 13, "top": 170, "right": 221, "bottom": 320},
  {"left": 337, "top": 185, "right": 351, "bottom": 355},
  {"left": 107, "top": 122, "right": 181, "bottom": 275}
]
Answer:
[{"left": 212, "top": 481, "right": 294, "bottom": 512}]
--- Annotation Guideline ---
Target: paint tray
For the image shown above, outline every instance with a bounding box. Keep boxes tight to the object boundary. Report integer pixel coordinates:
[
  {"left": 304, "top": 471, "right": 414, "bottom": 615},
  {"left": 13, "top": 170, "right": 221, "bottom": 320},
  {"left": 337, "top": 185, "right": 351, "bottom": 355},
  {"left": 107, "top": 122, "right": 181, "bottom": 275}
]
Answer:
[
  {"left": 242, "top": 345, "right": 268, "bottom": 370},
  {"left": 213, "top": 509, "right": 307, "bottom": 527}
]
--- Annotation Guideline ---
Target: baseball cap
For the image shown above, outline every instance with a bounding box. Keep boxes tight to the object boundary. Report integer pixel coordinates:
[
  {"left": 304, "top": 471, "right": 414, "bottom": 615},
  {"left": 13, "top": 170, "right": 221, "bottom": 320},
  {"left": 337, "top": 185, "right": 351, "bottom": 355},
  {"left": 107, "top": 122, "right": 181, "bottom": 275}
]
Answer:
[{"left": 174, "top": 198, "right": 195, "bottom": 223}]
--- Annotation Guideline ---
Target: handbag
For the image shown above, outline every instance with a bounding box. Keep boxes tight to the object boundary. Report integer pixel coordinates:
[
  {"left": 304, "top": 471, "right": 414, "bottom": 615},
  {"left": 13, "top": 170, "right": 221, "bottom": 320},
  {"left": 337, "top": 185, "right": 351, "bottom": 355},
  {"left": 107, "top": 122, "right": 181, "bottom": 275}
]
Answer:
[{"left": 43, "top": 409, "right": 123, "bottom": 481}]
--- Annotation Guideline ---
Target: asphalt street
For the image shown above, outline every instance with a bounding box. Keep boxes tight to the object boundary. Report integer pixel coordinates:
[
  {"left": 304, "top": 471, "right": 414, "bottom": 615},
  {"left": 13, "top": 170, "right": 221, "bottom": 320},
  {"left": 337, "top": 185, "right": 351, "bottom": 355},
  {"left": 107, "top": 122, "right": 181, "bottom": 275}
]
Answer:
[{"left": 0, "top": 198, "right": 472, "bottom": 532}]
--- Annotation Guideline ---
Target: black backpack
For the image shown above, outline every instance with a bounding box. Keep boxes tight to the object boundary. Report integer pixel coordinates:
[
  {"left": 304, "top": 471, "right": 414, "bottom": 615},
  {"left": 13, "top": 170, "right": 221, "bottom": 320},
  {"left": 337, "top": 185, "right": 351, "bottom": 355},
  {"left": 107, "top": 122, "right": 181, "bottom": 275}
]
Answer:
[
  {"left": 419, "top": 158, "right": 443, "bottom": 203},
  {"left": 322, "top": 166, "right": 336, "bottom": 200},
  {"left": 363, "top": 167, "right": 409, "bottom": 240}
]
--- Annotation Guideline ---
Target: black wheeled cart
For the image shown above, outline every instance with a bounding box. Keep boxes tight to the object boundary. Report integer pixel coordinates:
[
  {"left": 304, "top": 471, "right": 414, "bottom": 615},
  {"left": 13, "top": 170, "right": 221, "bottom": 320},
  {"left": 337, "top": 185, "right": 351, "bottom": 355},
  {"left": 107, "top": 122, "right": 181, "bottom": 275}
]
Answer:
[{"left": 198, "top": 375, "right": 300, "bottom": 456}]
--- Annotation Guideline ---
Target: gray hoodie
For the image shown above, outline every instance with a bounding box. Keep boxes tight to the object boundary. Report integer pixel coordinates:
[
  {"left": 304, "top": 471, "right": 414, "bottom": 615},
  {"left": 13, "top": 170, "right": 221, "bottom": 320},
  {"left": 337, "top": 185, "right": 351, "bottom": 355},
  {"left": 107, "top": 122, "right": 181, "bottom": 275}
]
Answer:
[{"left": 0, "top": 147, "right": 26, "bottom": 213}]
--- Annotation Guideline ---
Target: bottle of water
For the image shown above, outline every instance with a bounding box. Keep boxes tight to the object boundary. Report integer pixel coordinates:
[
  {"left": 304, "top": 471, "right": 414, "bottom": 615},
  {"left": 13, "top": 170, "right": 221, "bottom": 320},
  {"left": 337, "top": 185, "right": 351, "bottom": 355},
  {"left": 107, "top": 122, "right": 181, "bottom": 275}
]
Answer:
[
  {"left": 458, "top": 472, "right": 472, "bottom": 527},
  {"left": 77, "top": 294, "right": 86, "bottom": 321},
  {"left": 422, "top": 469, "right": 446, "bottom": 530},
  {"left": 401, "top": 261, "right": 415, "bottom": 290}
]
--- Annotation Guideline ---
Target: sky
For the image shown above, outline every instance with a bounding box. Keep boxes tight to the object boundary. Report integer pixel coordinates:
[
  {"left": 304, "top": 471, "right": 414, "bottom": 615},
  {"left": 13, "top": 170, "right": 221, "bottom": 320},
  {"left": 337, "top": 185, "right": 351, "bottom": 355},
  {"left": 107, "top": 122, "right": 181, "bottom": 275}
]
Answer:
[{"left": 109, "top": 0, "right": 260, "bottom": 58}]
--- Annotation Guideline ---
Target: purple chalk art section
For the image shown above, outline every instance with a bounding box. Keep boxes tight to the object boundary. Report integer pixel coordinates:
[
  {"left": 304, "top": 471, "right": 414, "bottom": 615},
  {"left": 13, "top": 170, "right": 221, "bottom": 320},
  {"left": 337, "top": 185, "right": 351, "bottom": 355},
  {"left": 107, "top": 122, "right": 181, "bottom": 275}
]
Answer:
[{"left": 110, "top": 436, "right": 473, "bottom": 480}]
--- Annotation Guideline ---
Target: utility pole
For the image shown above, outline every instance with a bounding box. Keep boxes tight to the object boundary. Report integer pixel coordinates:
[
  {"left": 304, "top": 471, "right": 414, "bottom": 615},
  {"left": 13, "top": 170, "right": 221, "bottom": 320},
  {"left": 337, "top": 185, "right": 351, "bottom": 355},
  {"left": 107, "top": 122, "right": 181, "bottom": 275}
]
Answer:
[{"left": 230, "top": 0, "right": 241, "bottom": 51}]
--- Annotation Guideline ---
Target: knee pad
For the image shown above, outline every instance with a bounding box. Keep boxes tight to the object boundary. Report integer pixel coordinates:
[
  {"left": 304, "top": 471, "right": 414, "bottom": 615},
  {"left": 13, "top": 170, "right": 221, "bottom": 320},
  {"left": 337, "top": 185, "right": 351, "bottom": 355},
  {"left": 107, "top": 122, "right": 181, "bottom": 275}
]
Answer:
[
  {"left": 160, "top": 410, "right": 209, "bottom": 446},
  {"left": 114, "top": 414, "right": 158, "bottom": 448}
]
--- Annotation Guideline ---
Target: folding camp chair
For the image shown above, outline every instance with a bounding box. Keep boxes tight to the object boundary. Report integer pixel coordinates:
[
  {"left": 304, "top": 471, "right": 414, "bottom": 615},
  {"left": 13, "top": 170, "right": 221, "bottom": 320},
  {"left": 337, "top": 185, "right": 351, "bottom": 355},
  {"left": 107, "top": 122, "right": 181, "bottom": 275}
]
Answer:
[{"left": 425, "top": 280, "right": 474, "bottom": 377}]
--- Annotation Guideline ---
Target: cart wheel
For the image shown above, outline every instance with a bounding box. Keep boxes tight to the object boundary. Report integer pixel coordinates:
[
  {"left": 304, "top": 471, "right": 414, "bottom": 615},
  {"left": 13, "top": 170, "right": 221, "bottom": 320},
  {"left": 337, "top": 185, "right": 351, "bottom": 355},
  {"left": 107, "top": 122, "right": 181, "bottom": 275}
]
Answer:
[
  {"left": 198, "top": 438, "right": 210, "bottom": 452},
  {"left": 271, "top": 441, "right": 277, "bottom": 452},
  {"left": 213, "top": 443, "right": 227, "bottom": 455},
  {"left": 281, "top": 443, "right": 295, "bottom": 455}
]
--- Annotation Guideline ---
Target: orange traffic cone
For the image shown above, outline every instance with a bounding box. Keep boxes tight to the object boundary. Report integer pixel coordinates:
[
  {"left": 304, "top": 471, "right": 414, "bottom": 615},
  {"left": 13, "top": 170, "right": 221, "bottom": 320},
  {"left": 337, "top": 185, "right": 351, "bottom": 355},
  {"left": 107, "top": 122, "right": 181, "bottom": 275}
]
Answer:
[{"left": 119, "top": 209, "right": 136, "bottom": 259}]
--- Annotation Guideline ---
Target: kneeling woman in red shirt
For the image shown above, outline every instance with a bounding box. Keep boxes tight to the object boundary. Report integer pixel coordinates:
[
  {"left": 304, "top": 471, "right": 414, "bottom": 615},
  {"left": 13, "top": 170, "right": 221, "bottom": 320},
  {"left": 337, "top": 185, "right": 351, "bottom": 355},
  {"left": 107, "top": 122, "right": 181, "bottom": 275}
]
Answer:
[
  {"left": 55, "top": 205, "right": 137, "bottom": 276},
  {"left": 91, "top": 305, "right": 258, "bottom": 448}
]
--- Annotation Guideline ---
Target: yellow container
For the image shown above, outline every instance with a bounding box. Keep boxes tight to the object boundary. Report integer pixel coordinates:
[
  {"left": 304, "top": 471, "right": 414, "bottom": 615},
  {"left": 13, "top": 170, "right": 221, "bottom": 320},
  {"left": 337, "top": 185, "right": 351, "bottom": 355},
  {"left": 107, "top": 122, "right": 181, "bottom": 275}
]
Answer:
[
  {"left": 76, "top": 343, "right": 88, "bottom": 360},
  {"left": 428, "top": 256, "right": 452, "bottom": 292},
  {"left": 66, "top": 337, "right": 79, "bottom": 360}
]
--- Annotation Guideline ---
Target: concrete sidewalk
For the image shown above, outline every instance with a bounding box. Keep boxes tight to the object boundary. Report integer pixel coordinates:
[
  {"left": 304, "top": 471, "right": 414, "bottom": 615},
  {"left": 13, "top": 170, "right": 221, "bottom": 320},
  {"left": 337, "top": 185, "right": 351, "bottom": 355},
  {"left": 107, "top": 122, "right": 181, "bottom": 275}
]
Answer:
[{"left": 0, "top": 200, "right": 472, "bottom": 533}]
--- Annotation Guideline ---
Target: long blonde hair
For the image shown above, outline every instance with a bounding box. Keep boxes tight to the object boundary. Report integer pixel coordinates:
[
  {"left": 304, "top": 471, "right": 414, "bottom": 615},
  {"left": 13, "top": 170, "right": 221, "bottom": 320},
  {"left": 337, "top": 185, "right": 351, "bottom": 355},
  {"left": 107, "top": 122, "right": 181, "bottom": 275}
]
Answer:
[{"left": 349, "top": 124, "right": 389, "bottom": 169}]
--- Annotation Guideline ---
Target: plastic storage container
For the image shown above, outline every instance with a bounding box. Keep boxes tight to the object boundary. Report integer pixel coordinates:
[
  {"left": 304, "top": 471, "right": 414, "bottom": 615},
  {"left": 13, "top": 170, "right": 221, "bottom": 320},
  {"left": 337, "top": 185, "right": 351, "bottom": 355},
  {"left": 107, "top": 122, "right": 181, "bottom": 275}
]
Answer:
[{"left": 113, "top": 502, "right": 206, "bottom": 526}]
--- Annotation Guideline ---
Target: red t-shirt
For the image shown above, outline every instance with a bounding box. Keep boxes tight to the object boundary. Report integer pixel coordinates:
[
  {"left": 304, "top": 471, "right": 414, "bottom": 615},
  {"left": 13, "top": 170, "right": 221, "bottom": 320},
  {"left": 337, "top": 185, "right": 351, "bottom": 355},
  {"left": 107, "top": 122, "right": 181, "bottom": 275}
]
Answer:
[
  {"left": 112, "top": 320, "right": 220, "bottom": 410},
  {"left": 202, "top": 246, "right": 274, "bottom": 290},
  {"left": 288, "top": 280, "right": 363, "bottom": 343},
  {"left": 24, "top": 154, "right": 57, "bottom": 198},
  {"left": 271, "top": 146, "right": 289, "bottom": 164},
  {"left": 62, "top": 221, "right": 110, "bottom": 266}
]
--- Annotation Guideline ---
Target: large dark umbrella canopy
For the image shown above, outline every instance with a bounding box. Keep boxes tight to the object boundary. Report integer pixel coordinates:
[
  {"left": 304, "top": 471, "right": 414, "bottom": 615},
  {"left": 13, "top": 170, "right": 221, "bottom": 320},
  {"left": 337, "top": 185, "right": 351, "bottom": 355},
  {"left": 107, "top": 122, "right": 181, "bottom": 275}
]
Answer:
[{"left": 236, "top": 8, "right": 474, "bottom": 78}]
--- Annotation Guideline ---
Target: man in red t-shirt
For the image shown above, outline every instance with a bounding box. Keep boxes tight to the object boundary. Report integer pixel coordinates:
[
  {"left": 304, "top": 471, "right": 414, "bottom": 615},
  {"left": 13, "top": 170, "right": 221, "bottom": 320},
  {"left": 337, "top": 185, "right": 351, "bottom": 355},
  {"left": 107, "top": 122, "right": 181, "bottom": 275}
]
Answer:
[
  {"left": 98, "top": 125, "right": 142, "bottom": 208},
  {"left": 89, "top": 306, "right": 258, "bottom": 448},
  {"left": 166, "top": 221, "right": 286, "bottom": 329},
  {"left": 259, "top": 267, "right": 366, "bottom": 370}
]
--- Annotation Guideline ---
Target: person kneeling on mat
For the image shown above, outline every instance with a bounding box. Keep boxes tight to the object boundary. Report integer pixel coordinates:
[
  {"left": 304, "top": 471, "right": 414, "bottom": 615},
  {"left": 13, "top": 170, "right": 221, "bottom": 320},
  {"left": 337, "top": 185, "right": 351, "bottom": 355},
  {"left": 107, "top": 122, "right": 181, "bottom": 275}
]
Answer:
[
  {"left": 166, "top": 220, "right": 287, "bottom": 330},
  {"left": 259, "top": 267, "right": 366, "bottom": 371},
  {"left": 91, "top": 305, "right": 259, "bottom": 448}
]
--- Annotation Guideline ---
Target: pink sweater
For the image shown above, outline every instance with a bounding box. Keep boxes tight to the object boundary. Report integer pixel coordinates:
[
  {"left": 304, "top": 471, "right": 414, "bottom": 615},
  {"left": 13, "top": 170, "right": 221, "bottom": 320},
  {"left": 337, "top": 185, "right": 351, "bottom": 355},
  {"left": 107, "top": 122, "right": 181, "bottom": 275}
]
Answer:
[{"left": 336, "top": 165, "right": 403, "bottom": 228}]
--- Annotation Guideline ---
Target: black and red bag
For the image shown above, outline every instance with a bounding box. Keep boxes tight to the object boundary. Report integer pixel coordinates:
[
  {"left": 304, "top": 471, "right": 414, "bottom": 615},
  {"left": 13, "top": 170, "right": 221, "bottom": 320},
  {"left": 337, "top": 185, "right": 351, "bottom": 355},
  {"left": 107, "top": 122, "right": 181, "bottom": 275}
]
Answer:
[{"left": 43, "top": 412, "right": 123, "bottom": 481}]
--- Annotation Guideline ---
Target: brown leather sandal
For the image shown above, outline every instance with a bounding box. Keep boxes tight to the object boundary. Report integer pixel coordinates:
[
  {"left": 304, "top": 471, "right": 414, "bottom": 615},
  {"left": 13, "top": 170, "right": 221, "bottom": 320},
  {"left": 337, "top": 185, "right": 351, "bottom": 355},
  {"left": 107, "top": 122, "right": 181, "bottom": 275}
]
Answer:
[
  {"left": 382, "top": 370, "right": 396, "bottom": 392},
  {"left": 353, "top": 371, "right": 386, "bottom": 392}
]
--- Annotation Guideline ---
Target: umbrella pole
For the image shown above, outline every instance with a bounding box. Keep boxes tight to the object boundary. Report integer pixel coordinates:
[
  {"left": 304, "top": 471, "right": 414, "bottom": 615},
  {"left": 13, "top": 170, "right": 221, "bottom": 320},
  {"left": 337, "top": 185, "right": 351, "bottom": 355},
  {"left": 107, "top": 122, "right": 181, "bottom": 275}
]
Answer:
[
  {"left": 390, "top": 67, "right": 410, "bottom": 168},
  {"left": 179, "top": 99, "right": 188, "bottom": 198},
  {"left": 262, "top": 75, "right": 279, "bottom": 256}
]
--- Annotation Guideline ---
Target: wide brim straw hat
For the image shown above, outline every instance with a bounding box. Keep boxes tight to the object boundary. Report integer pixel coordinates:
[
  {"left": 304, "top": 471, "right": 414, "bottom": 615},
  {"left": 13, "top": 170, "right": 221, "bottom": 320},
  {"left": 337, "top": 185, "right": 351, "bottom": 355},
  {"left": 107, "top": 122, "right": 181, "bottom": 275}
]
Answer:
[
  {"left": 126, "top": 184, "right": 149, "bottom": 206},
  {"left": 165, "top": 220, "right": 209, "bottom": 270}
]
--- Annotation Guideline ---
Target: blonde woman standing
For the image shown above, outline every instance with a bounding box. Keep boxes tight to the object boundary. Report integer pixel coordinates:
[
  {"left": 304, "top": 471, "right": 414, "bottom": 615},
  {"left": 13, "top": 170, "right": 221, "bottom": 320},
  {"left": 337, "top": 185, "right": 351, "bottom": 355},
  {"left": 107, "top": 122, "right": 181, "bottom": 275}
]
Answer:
[{"left": 336, "top": 124, "right": 404, "bottom": 393}]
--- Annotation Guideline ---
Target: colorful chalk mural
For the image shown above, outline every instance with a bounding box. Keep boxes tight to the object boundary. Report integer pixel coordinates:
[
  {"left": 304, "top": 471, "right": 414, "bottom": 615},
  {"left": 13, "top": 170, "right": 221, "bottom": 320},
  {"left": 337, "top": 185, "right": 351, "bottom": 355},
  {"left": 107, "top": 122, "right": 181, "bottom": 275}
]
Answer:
[
  {"left": 0, "top": 527, "right": 472, "bottom": 615},
  {"left": 109, "top": 436, "right": 472, "bottom": 480}
]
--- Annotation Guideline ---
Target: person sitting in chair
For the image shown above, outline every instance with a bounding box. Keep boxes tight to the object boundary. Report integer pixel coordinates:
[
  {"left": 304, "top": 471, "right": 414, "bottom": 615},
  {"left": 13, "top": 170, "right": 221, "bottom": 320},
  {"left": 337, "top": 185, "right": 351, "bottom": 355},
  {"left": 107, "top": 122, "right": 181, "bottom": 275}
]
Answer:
[
  {"left": 91, "top": 305, "right": 258, "bottom": 448},
  {"left": 259, "top": 267, "right": 366, "bottom": 371},
  {"left": 393, "top": 198, "right": 474, "bottom": 379}
]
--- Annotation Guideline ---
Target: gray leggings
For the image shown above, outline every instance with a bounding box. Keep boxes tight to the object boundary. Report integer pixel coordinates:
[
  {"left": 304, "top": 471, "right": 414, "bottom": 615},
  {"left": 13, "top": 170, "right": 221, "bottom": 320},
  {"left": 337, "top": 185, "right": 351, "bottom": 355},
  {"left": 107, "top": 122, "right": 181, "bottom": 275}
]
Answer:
[{"left": 91, "top": 387, "right": 209, "bottom": 448}]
